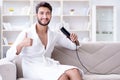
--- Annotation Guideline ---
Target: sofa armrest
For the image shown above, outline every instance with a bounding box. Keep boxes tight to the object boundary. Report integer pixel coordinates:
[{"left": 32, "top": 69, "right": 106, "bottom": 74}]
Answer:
[{"left": 0, "top": 58, "right": 16, "bottom": 80}]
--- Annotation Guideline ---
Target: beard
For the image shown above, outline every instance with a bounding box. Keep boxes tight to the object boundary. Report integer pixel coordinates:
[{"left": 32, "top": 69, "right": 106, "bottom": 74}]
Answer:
[{"left": 37, "top": 18, "right": 50, "bottom": 26}]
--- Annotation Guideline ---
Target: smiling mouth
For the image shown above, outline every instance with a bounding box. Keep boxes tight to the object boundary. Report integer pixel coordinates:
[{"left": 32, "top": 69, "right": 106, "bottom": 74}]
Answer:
[{"left": 42, "top": 19, "right": 49, "bottom": 22}]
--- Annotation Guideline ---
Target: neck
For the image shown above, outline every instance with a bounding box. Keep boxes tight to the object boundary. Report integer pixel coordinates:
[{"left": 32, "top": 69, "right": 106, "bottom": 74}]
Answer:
[{"left": 36, "top": 23, "right": 48, "bottom": 34}]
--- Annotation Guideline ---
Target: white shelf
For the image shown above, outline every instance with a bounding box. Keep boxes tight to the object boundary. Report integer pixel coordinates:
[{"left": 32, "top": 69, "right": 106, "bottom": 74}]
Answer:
[
  {"left": 3, "top": 1, "right": 31, "bottom": 15},
  {"left": 63, "top": 1, "right": 89, "bottom": 16}
]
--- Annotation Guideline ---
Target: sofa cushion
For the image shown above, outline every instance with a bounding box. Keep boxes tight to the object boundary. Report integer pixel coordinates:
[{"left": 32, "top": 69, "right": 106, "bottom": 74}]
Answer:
[{"left": 0, "top": 59, "right": 16, "bottom": 80}]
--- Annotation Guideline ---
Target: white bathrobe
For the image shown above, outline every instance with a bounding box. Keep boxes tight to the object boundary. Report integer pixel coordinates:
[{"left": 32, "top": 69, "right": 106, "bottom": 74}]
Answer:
[{"left": 6, "top": 23, "right": 83, "bottom": 80}]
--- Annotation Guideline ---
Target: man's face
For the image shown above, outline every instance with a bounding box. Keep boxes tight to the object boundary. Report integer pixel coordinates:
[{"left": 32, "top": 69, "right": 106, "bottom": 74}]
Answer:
[{"left": 37, "top": 7, "right": 51, "bottom": 26}]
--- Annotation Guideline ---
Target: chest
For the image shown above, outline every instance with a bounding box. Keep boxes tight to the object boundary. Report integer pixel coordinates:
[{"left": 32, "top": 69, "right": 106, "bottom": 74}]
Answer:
[{"left": 38, "top": 33, "right": 47, "bottom": 48}]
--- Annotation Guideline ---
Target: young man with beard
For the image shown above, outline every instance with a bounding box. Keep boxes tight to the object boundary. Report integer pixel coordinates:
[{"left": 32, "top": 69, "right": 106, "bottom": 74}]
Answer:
[{"left": 6, "top": 2, "right": 83, "bottom": 80}]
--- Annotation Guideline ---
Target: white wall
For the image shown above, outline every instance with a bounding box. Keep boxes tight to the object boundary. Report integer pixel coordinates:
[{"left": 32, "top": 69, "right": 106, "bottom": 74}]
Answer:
[
  {"left": 91, "top": 0, "right": 120, "bottom": 6},
  {"left": 0, "top": 0, "right": 2, "bottom": 25},
  {"left": 0, "top": 0, "right": 2, "bottom": 56},
  {"left": 0, "top": 0, "right": 2, "bottom": 22},
  {"left": 116, "top": 6, "right": 120, "bottom": 40},
  {"left": 0, "top": 0, "right": 2, "bottom": 6}
]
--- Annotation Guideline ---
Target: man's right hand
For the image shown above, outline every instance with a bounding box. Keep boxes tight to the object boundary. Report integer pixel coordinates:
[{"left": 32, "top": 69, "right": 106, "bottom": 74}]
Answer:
[
  {"left": 16, "top": 32, "right": 33, "bottom": 55},
  {"left": 22, "top": 32, "right": 33, "bottom": 47}
]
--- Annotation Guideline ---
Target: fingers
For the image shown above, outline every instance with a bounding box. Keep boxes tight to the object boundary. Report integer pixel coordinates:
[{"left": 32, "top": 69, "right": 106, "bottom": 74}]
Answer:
[
  {"left": 27, "top": 38, "right": 33, "bottom": 46},
  {"left": 23, "top": 32, "right": 33, "bottom": 47},
  {"left": 70, "top": 33, "right": 78, "bottom": 42}
]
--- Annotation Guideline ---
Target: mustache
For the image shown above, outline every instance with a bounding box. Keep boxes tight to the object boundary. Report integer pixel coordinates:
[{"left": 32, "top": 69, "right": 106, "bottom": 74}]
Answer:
[{"left": 37, "top": 18, "right": 50, "bottom": 26}]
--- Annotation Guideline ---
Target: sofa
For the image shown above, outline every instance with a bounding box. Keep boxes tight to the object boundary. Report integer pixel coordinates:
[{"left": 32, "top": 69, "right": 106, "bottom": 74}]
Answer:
[{"left": 0, "top": 42, "right": 120, "bottom": 80}]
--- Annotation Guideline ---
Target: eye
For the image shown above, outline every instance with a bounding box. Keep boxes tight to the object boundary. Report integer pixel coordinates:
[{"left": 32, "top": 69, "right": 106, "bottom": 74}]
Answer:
[
  {"left": 39, "top": 12, "right": 44, "bottom": 15},
  {"left": 46, "top": 12, "right": 51, "bottom": 15}
]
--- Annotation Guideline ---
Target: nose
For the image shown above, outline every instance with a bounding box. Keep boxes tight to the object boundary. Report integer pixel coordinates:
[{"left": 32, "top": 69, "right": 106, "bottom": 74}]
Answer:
[{"left": 43, "top": 13, "right": 47, "bottom": 18}]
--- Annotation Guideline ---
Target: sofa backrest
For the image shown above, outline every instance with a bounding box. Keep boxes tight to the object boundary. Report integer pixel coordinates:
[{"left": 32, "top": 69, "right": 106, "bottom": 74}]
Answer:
[{"left": 52, "top": 42, "right": 120, "bottom": 74}]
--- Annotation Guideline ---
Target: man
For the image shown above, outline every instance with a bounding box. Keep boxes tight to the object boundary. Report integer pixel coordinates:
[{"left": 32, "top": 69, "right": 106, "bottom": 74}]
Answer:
[{"left": 6, "top": 2, "right": 83, "bottom": 80}]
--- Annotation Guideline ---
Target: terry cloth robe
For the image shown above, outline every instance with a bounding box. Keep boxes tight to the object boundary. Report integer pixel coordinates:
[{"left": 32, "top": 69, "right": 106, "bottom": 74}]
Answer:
[{"left": 6, "top": 23, "right": 83, "bottom": 80}]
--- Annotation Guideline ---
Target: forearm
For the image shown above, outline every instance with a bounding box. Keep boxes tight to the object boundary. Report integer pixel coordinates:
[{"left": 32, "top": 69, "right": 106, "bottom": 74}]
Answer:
[{"left": 16, "top": 43, "right": 24, "bottom": 55}]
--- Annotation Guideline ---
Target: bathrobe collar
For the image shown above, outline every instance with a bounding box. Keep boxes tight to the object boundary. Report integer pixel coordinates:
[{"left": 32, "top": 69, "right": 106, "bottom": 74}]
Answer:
[{"left": 31, "top": 23, "right": 51, "bottom": 50}]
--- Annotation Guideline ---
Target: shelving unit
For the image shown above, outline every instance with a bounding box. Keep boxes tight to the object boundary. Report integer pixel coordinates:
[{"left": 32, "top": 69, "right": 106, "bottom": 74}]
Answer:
[{"left": 0, "top": 0, "right": 91, "bottom": 58}]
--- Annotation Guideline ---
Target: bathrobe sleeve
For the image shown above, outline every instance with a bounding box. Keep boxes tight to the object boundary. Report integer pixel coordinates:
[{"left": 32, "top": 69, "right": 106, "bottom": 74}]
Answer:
[
  {"left": 6, "top": 30, "right": 27, "bottom": 61},
  {"left": 56, "top": 32, "right": 81, "bottom": 50}
]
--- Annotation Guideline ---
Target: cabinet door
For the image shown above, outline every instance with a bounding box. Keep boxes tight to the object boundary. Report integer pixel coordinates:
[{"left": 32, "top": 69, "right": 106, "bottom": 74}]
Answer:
[
  {"left": 96, "top": 6, "right": 114, "bottom": 41},
  {"left": 92, "top": 6, "right": 114, "bottom": 41}
]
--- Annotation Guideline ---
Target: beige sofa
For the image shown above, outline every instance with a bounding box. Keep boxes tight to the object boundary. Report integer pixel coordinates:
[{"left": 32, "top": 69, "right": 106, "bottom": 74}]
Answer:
[{"left": 0, "top": 42, "right": 120, "bottom": 80}]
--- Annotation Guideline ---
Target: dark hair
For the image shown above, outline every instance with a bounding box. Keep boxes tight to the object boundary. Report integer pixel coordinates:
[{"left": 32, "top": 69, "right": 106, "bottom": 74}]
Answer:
[{"left": 36, "top": 2, "right": 52, "bottom": 14}]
